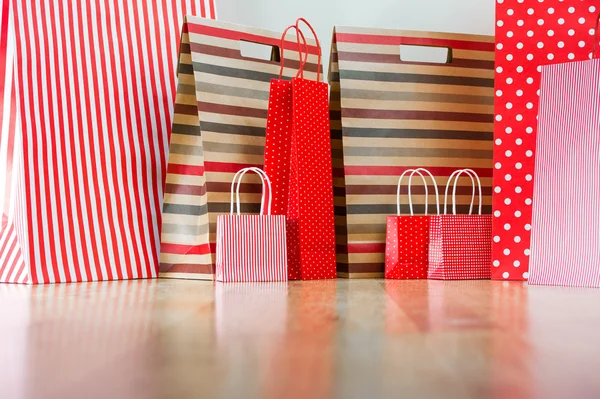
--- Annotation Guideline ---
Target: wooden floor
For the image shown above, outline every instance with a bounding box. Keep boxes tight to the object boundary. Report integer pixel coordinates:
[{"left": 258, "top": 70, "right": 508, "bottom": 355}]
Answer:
[{"left": 1, "top": 279, "right": 599, "bottom": 399}]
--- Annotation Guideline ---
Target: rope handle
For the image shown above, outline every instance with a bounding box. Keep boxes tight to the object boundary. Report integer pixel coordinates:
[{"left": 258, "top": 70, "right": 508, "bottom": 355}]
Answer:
[
  {"left": 229, "top": 167, "right": 273, "bottom": 216},
  {"left": 295, "top": 18, "right": 322, "bottom": 82},
  {"left": 396, "top": 168, "right": 440, "bottom": 216},
  {"left": 443, "top": 169, "right": 482, "bottom": 215},
  {"left": 278, "top": 25, "right": 308, "bottom": 80}
]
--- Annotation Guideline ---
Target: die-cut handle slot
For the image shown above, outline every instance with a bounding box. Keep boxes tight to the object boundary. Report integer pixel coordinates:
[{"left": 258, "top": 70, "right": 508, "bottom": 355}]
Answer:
[
  {"left": 399, "top": 44, "right": 452, "bottom": 64},
  {"left": 240, "top": 40, "right": 280, "bottom": 63}
]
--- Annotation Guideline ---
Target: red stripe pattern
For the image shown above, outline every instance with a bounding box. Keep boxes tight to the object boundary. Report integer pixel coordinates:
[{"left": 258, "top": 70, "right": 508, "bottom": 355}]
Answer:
[
  {"left": 1, "top": 0, "right": 216, "bottom": 284},
  {"left": 215, "top": 215, "right": 287, "bottom": 283},
  {"left": 529, "top": 58, "right": 600, "bottom": 288}
]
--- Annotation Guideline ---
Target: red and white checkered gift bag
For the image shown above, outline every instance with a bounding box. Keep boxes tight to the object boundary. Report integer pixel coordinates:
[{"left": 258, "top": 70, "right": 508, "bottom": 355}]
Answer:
[
  {"left": 529, "top": 19, "right": 600, "bottom": 288},
  {"left": 428, "top": 169, "right": 492, "bottom": 280},
  {"left": 216, "top": 168, "right": 287, "bottom": 283},
  {"left": 385, "top": 168, "right": 439, "bottom": 280}
]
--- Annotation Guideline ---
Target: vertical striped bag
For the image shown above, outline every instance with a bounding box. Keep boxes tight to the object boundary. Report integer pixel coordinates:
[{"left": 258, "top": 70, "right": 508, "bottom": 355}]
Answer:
[
  {"left": 529, "top": 19, "right": 600, "bottom": 288},
  {"left": 328, "top": 26, "right": 495, "bottom": 278},
  {"left": 160, "top": 18, "right": 320, "bottom": 280},
  {"left": 264, "top": 18, "right": 337, "bottom": 280},
  {"left": 0, "top": 0, "right": 216, "bottom": 284},
  {"left": 385, "top": 168, "right": 439, "bottom": 280},
  {"left": 428, "top": 169, "right": 492, "bottom": 280},
  {"left": 216, "top": 168, "right": 287, "bottom": 282}
]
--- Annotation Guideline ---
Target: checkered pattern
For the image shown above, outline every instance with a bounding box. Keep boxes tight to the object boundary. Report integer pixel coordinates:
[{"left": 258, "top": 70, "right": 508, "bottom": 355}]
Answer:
[{"left": 428, "top": 215, "right": 492, "bottom": 280}]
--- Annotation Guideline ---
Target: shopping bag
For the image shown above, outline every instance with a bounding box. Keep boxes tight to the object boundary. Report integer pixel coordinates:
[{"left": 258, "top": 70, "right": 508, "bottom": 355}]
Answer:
[
  {"left": 159, "top": 18, "right": 320, "bottom": 280},
  {"left": 529, "top": 29, "right": 600, "bottom": 287},
  {"left": 265, "top": 18, "right": 336, "bottom": 280},
  {"left": 329, "top": 26, "right": 495, "bottom": 278},
  {"left": 216, "top": 168, "right": 287, "bottom": 282},
  {"left": 385, "top": 168, "right": 439, "bottom": 279},
  {"left": 492, "top": 0, "right": 599, "bottom": 281},
  {"left": 428, "top": 169, "right": 492, "bottom": 280},
  {"left": 0, "top": 0, "right": 216, "bottom": 284}
]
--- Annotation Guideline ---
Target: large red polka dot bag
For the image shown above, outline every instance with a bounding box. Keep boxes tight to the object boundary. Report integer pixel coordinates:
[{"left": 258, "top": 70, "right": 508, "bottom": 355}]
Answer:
[
  {"left": 428, "top": 169, "right": 493, "bottom": 280},
  {"left": 492, "top": 0, "right": 600, "bottom": 281},
  {"left": 264, "top": 19, "right": 337, "bottom": 280},
  {"left": 385, "top": 168, "right": 439, "bottom": 280},
  {"left": 527, "top": 14, "right": 600, "bottom": 288}
]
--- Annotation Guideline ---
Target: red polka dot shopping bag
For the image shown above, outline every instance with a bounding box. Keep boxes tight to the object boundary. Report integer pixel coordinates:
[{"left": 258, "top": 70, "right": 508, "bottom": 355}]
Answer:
[
  {"left": 428, "top": 169, "right": 492, "bottom": 280},
  {"left": 385, "top": 168, "right": 439, "bottom": 280},
  {"left": 528, "top": 15, "right": 600, "bottom": 288},
  {"left": 492, "top": 0, "right": 600, "bottom": 281},
  {"left": 264, "top": 19, "right": 337, "bottom": 280},
  {"left": 216, "top": 168, "right": 287, "bottom": 282}
]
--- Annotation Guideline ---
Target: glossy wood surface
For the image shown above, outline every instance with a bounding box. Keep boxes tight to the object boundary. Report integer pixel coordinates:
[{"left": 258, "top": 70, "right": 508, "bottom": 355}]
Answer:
[{"left": 1, "top": 279, "right": 599, "bottom": 399}]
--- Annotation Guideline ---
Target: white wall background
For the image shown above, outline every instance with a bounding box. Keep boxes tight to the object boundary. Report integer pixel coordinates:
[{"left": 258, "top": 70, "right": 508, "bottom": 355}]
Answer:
[{"left": 216, "top": 0, "right": 496, "bottom": 80}]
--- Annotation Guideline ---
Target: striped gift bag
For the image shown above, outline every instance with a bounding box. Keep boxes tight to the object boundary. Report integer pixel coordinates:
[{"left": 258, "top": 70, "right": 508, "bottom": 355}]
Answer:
[
  {"left": 428, "top": 169, "right": 492, "bottom": 280},
  {"left": 529, "top": 29, "right": 600, "bottom": 287},
  {"left": 0, "top": 0, "right": 216, "bottom": 284},
  {"left": 329, "top": 26, "right": 495, "bottom": 278},
  {"left": 160, "top": 18, "right": 320, "bottom": 280},
  {"left": 216, "top": 168, "right": 287, "bottom": 282}
]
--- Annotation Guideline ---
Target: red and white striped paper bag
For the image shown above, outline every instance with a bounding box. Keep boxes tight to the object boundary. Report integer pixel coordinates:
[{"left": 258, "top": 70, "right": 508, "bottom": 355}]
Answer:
[
  {"left": 529, "top": 44, "right": 600, "bottom": 287},
  {"left": 216, "top": 168, "right": 287, "bottom": 282},
  {"left": 428, "top": 169, "right": 492, "bottom": 280},
  {"left": 0, "top": 0, "right": 216, "bottom": 284}
]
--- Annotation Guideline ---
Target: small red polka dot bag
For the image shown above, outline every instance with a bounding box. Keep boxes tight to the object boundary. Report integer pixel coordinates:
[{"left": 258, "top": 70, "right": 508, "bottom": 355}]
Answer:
[
  {"left": 264, "top": 19, "right": 337, "bottom": 280},
  {"left": 428, "top": 169, "right": 492, "bottom": 280},
  {"left": 385, "top": 168, "right": 439, "bottom": 279},
  {"left": 215, "top": 168, "right": 288, "bottom": 282}
]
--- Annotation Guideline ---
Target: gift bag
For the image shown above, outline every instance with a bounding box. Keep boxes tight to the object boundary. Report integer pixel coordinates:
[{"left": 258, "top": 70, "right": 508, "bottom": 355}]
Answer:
[
  {"left": 529, "top": 30, "right": 600, "bottom": 287},
  {"left": 160, "top": 18, "right": 320, "bottom": 280},
  {"left": 264, "top": 18, "right": 337, "bottom": 280},
  {"left": 428, "top": 169, "right": 492, "bottom": 280},
  {"left": 0, "top": 0, "right": 216, "bottom": 284},
  {"left": 216, "top": 168, "right": 287, "bottom": 282},
  {"left": 492, "top": 0, "right": 599, "bottom": 281},
  {"left": 329, "top": 26, "right": 495, "bottom": 278},
  {"left": 385, "top": 168, "right": 439, "bottom": 280}
]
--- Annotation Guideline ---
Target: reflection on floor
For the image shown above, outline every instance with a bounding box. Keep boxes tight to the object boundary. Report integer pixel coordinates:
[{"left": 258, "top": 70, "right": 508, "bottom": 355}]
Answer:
[{"left": 1, "top": 279, "right": 599, "bottom": 399}]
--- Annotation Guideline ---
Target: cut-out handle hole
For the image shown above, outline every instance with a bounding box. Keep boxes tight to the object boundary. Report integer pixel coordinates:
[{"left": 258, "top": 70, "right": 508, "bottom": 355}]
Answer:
[
  {"left": 240, "top": 40, "right": 280, "bottom": 62},
  {"left": 399, "top": 45, "right": 452, "bottom": 64}
]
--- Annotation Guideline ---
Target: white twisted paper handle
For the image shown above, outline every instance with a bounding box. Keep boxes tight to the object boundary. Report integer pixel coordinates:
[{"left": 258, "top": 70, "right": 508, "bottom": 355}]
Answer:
[
  {"left": 229, "top": 167, "right": 272, "bottom": 215},
  {"left": 443, "top": 168, "right": 482, "bottom": 215},
  {"left": 396, "top": 168, "right": 440, "bottom": 216}
]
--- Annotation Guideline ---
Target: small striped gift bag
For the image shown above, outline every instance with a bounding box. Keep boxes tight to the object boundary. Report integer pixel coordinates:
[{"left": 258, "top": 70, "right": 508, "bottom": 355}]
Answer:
[
  {"left": 529, "top": 20, "right": 600, "bottom": 288},
  {"left": 428, "top": 169, "right": 492, "bottom": 280},
  {"left": 216, "top": 168, "right": 287, "bottom": 282},
  {"left": 385, "top": 168, "right": 439, "bottom": 279}
]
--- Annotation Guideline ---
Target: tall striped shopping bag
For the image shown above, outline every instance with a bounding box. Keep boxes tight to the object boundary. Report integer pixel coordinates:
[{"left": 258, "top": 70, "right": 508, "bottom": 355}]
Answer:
[
  {"left": 0, "top": 0, "right": 216, "bottom": 284},
  {"left": 529, "top": 19, "right": 600, "bottom": 288},
  {"left": 428, "top": 169, "right": 492, "bottom": 280},
  {"left": 385, "top": 168, "right": 439, "bottom": 280},
  {"left": 329, "top": 26, "right": 495, "bottom": 278},
  {"left": 215, "top": 168, "right": 287, "bottom": 282},
  {"left": 160, "top": 18, "right": 321, "bottom": 280}
]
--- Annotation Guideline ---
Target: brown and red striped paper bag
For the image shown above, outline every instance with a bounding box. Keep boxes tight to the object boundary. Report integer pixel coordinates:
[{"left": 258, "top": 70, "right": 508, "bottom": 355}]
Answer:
[
  {"left": 329, "top": 26, "right": 495, "bottom": 278},
  {"left": 159, "top": 17, "right": 320, "bottom": 280}
]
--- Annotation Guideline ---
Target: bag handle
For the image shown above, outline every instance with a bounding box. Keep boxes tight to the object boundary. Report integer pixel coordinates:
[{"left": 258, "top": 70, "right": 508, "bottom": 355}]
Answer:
[
  {"left": 229, "top": 168, "right": 272, "bottom": 216},
  {"left": 594, "top": 11, "right": 600, "bottom": 59},
  {"left": 443, "top": 169, "right": 482, "bottom": 215},
  {"left": 396, "top": 168, "right": 440, "bottom": 216},
  {"left": 278, "top": 25, "right": 308, "bottom": 80},
  {"left": 295, "top": 18, "right": 322, "bottom": 82}
]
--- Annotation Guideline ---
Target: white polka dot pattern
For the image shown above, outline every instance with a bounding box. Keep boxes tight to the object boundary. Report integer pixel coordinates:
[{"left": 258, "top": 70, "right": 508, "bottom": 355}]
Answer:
[
  {"left": 428, "top": 215, "right": 493, "bottom": 280},
  {"left": 492, "top": 1, "right": 599, "bottom": 281},
  {"left": 384, "top": 216, "right": 430, "bottom": 279}
]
